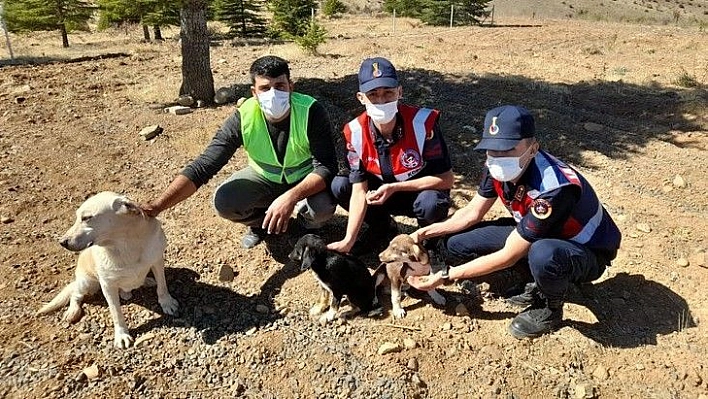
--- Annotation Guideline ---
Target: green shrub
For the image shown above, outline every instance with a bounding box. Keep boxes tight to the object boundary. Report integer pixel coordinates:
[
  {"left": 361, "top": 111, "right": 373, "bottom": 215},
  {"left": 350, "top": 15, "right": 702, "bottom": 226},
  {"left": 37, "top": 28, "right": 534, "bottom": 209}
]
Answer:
[
  {"left": 294, "top": 19, "right": 327, "bottom": 54},
  {"left": 322, "top": 0, "right": 346, "bottom": 17}
]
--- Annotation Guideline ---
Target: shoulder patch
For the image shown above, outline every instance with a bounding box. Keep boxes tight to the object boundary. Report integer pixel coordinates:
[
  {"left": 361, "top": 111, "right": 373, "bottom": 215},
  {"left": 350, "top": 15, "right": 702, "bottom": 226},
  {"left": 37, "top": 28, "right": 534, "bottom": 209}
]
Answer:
[{"left": 531, "top": 198, "right": 552, "bottom": 220}]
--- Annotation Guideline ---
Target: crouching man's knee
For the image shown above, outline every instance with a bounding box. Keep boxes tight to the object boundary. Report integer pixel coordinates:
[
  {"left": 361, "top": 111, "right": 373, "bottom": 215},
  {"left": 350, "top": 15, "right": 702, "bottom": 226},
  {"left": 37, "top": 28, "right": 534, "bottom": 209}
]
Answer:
[{"left": 297, "top": 191, "right": 336, "bottom": 229}]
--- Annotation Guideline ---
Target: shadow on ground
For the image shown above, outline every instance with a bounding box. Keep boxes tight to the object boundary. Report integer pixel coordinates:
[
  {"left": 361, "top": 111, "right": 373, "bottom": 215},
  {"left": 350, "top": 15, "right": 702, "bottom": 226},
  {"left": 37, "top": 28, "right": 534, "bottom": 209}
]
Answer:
[{"left": 566, "top": 272, "right": 695, "bottom": 348}]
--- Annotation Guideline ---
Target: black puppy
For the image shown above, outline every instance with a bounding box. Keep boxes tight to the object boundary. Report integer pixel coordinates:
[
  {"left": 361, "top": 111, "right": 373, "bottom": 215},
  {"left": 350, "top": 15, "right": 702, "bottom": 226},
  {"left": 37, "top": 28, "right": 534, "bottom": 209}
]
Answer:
[{"left": 289, "top": 234, "right": 379, "bottom": 324}]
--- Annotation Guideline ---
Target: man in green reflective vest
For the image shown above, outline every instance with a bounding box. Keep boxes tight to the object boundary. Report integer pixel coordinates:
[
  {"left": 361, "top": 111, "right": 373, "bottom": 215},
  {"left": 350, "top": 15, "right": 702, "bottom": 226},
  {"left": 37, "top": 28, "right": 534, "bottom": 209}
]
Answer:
[{"left": 142, "top": 56, "right": 337, "bottom": 249}]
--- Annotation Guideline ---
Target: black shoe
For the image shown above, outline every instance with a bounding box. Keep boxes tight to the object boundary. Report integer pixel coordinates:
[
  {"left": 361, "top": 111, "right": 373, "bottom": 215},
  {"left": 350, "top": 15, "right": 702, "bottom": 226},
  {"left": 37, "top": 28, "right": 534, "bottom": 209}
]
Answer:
[
  {"left": 508, "top": 297, "right": 564, "bottom": 339},
  {"left": 241, "top": 226, "right": 265, "bottom": 249},
  {"left": 506, "top": 282, "right": 540, "bottom": 308},
  {"left": 351, "top": 217, "right": 399, "bottom": 256}
]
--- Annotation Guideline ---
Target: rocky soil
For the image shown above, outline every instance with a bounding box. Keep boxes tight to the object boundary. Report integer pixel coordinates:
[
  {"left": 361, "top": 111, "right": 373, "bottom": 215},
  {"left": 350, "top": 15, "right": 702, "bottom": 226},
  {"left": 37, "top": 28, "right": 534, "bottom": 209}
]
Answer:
[{"left": 0, "top": 14, "right": 707, "bottom": 399}]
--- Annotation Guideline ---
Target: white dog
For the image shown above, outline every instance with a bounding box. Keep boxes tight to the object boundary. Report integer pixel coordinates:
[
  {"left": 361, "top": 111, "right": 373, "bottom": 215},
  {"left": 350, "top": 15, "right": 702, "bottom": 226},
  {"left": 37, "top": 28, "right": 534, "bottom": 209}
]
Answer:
[{"left": 37, "top": 191, "right": 178, "bottom": 348}]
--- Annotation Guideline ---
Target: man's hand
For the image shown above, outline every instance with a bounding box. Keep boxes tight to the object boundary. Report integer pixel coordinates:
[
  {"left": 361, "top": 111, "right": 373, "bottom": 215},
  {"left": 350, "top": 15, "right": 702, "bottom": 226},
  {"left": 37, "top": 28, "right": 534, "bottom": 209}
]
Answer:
[
  {"left": 409, "top": 228, "right": 428, "bottom": 244},
  {"left": 327, "top": 239, "right": 354, "bottom": 254},
  {"left": 366, "top": 183, "right": 396, "bottom": 205},
  {"left": 262, "top": 192, "right": 296, "bottom": 234},
  {"left": 139, "top": 202, "right": 161, "bottom": 218},
  {"left": 407, "top": 272, "right": 444, "bottom": 291}
]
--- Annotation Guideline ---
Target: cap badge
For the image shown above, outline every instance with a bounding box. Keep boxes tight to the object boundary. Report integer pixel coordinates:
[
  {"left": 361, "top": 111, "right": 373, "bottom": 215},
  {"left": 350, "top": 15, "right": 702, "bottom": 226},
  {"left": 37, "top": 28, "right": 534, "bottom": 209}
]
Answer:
[
  {"left": 372, "top": 62, "right": 382, "bottom": 78},
  {"left": 489, "top": 116, "right": 499, "bottom": 135}
]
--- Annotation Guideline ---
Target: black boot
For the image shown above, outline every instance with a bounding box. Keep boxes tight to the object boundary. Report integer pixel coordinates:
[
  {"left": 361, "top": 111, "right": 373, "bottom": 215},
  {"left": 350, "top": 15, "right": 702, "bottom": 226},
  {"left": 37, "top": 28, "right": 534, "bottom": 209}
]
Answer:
[
  {"left": 241, "top": 226, "right": 265, "bottom": 249},
  {"left": 508, "top": 296, "right": 564, "bottom": 339},
  {"left": 506, "top": 282, "right": 540, "bottom": 308}
]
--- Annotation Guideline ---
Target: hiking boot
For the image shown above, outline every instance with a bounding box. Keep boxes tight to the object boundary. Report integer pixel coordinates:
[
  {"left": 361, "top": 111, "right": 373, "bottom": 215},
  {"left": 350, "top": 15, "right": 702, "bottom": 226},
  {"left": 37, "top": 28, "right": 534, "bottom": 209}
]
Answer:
[
  {"left": 508, "top": 297, "right": 564, "bottom": 339},
  {"left": 506, "top": 282, "right": 540, "bottom": 308},
  {"left": 241, "top": 226, "right": 265, "bottom": 249},
  {"left": 351, "top": 217, "right": 399, "bottom": 256}
]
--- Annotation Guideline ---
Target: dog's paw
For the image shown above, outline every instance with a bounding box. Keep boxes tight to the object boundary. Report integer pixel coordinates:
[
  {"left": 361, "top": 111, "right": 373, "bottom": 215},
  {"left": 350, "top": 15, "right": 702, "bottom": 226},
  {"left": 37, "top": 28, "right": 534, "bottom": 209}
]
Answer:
[
  {"left": 392, "top": 306, "right": 407, "bottom": 319},
  {"left": 159, "top": 295, "right": 179, "bottom": 316},
  {"left": 119, "top": 289, "right": 133, "bottom": 301},
  {"left": 428, "top": 290, "right": 446, "bottom": 306},
  {"left": 62, "top": 304, "right": 83, "bottom": 323},
  {"left": 309, "top": 303, "right": 327, "bottom": 316},
  {"left": 318, "top": 309, "right": 337, "bottom": 325},
  {"left": 114, "top": 331, "right": 134, "bottom": 349}
]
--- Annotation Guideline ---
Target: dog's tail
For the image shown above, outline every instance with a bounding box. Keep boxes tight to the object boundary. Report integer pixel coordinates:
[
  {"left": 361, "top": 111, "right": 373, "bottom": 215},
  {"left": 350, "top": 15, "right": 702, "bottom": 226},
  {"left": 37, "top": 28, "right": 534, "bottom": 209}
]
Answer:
[{"left": 36, "top": 282, "right": 74, "bottom": 315}]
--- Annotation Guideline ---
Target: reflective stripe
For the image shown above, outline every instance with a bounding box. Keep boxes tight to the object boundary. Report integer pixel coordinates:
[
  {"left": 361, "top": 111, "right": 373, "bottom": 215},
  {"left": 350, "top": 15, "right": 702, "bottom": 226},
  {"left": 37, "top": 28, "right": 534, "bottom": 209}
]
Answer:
[
  {"left": 570, "top": 202, "right": 603, "bottom": 244},
  {"left": 349, "top": 119, "right": 364, "bottom": 158},
  {"left": 412, "top": 108, "right": 432, "bottom": 153}
]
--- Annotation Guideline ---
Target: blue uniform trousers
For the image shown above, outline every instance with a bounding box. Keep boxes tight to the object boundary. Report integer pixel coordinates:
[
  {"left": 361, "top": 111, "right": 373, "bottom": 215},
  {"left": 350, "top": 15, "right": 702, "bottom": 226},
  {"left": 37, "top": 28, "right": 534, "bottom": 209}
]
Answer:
[
  {"left": 446, "top": 218, "right": 606, "bottom": 300},
  {"left": 331, "top": 175, "right": 451, "bottom": 228}
]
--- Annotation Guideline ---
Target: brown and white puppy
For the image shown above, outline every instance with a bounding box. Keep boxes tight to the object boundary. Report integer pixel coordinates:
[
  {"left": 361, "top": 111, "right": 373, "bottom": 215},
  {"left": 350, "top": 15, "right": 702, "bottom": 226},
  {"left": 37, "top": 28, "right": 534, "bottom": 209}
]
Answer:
[
  {"left": 374, "top": 234, "right": 446, "bottom": 318},
  {"left": 37, "top": 191, "right": 178, "bottom": 348}
]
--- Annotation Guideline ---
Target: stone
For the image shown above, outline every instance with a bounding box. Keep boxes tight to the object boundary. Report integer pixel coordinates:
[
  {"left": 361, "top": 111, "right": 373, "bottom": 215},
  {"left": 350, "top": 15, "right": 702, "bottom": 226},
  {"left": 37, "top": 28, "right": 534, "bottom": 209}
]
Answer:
[
  {"left": 411, "top": 373, "right": 426, "bottom": 388},
  {"left": 214, "top": 87, "right": 238, "bottom": 105},
  {"left": 635, "top": 223, "right": 652, "bottom": 233},
  {"left": 583, "top": 122, "right": 604, "bottom": 132},
  {"left": 689, "top": 251, "right": 705, "bottom": 268},
  {"left": 138, "top": 125, "right": 162, "bottom": 140},
  {"left": 407, "top": 357, "right": 418, "bottom": 371},
  {"left": 454, "top": 303, "right": 470, "bottom": 317},
  {"left": 82, "top": 364, "right": 101, "bottom": 381},
  {"left": 592, "top": 365, "right": 609, "bottom": 380},
  {"left": 672, "top": 175, "right": 686, "bottom": 188},
  {"left": 134, "top": 333, "right": 155, "bottom": 347},
  {"left": 1, "top": 216, "right": 13, "bottom": 224},
  {"left": 403, "top": 338, "right": 418, "bottom": 349},
  {"left": 256, "top": 304, "right": 269, "bottom": 314},
  {"left": 245, "top": 327, "right": 257, "bottom": 335},
  {"left": 441, "top": 322, "right": 453, "bottom": 330},
  {"left": 218, "top": 264, "right": 235, "bottom": 282},
  {"left": 377, "top": 342, "right": 403, "bottom": 355},
  {"left": 176, "top": 95, "right": 195, "bottom": 107},
  {"left": 164, "top": 106, "right": 193, "bottom": 115},
  {"left": 676, "top": 258, "right": 689, "bottom": 267}
]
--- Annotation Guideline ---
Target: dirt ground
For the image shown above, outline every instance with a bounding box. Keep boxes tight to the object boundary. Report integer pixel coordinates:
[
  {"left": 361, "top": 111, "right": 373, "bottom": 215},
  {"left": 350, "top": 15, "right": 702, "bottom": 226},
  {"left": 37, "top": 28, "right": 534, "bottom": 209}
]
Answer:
[{"left": 1, "top": 12, "right": 707, "bottom": 399}]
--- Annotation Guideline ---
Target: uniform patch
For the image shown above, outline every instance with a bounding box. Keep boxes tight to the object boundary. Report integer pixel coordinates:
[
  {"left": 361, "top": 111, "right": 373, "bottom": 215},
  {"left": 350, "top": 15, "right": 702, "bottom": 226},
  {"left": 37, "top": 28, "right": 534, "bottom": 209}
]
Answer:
[
  {"left": 514, "top": 185, "right": 526, "bottom": 201},
  {"left": 400, "top": 149, "right": 422, "bottom": 169},
  {"left": 531, "top": 198, "right": 552, "bottom": 220}
]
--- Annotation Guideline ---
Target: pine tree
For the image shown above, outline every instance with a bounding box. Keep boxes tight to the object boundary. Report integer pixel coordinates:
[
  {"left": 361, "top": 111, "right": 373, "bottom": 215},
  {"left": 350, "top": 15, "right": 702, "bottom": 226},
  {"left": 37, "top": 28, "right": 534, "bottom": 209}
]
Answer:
[
  {"left": 214, "top": 0, "right": 266, "bottom": 38},
  {"left": 97, "top": 0, "right": 178, "bottom": 41},
  {"left": 383, "top": 0, "right": 491, "bottom": 26},
  {"left": 268, "top": 0, "right": 316, "bottom": 38},
  {"left": 3, "top": 0, "right": 94, "bottom": 47},
  {"left": 180, "top": 0, "right": 215, "bottom": 104}
]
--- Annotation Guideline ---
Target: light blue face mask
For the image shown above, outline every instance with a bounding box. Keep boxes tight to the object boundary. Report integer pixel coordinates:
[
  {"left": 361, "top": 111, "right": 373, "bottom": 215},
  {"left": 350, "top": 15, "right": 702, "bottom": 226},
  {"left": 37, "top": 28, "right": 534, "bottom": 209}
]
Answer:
[
  {"left": 485, "top": 144, "right": 535, "bottom": 182},
  {"left": 258, "top": 88, "right": 291, "bottom": 120}
]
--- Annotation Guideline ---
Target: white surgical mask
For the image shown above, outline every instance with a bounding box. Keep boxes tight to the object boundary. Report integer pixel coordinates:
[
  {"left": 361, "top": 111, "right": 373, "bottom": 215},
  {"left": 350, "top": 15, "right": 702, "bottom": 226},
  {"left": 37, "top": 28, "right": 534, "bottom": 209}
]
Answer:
[
  {"left": 485, "top": 145, "right": 535, "bottom": 182},
  {"left": 365, "top": 100, "right": 398, "bottom": 124},
  {"left": 258, "top": 88, "right": 291, "bottom": 120}
]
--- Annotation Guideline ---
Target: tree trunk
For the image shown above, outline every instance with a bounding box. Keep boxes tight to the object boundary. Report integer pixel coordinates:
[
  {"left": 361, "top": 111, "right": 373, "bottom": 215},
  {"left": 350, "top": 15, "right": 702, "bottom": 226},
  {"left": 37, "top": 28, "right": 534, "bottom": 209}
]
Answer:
[
  {"left": 60, "top": 23, "right": 69, "bottom": 48},
  {"left": 153, "top": 25, "right": 163, "bottom": 41},
  {"left": 179, "top": 0, "right": 214, "bottom": 105},
  {"left": 142, "top": 24, "right": 151, "bottom": 41}
]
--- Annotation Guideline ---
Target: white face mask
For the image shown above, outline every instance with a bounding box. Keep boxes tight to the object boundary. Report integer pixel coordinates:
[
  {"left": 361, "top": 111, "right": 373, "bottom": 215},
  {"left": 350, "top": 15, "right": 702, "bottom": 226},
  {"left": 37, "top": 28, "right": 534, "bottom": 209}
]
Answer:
[
  {"left": 365, "top": 100, "right": 398, "bottom": 124},
  {"left": 486, "top": 145, "right": 535, "bottom": 182},
  {"left": 257, "top": 88, "right": 291, "bottom": 120}
]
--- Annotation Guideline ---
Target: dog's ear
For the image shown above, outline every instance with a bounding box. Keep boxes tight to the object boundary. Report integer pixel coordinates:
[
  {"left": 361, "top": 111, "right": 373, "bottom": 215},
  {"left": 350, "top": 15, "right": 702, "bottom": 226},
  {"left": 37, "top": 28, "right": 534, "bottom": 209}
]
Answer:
[
  {"left": 411, "top": 244, "right": 429, "bottom": 264},
  {"left": 113, "top": 197, "right": 146, "bottom": 217},
  {"left": 300, "top": 245, "right": 314, "bottom": 270}
]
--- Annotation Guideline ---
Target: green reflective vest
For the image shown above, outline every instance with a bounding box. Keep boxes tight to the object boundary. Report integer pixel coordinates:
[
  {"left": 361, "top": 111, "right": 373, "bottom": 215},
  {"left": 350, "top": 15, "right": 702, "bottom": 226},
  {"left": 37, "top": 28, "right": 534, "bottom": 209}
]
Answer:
[{"left": 239, "top": 92, "right": 315, "bottom": 184}]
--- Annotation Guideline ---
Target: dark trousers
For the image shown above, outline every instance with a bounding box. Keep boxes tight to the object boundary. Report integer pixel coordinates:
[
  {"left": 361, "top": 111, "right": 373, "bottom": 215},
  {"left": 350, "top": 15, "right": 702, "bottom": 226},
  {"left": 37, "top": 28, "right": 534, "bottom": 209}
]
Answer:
[
  {"left": 330, "top": 175, "right": 451, "bottom": 228},
  {"left": 213, "top": 166, "right": 336, "bottom": 229},
  {"left": 446, "top": 218, "right": 606, "bottom": 300}
]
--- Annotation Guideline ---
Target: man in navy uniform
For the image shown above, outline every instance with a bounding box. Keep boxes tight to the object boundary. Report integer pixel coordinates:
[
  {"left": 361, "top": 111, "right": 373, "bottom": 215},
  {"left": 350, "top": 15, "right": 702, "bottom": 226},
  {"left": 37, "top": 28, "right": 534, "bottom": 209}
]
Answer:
[
  {"left": 408, "top": 105, "right": 622, "bottom": 339},
  {"left": 327, "top": 57, "right": 454, "bottom": 255}
]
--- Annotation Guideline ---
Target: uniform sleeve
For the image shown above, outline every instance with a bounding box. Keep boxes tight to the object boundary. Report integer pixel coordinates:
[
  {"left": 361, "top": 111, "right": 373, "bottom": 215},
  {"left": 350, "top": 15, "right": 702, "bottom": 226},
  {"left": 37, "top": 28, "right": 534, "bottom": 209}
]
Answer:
[
  {"left": 419, "top": 119, "right": 452, "bottom": 176},
  {"left": 306, "top": 102, "right": 337, "bottom": 183},
  {"left": 343, "top": 130, "right": 368, "bottom": 184},
  {"left": 181, "top": 112, "right": 242, "bottom": 187},
  {"left": 517, "top": 185, "right": 581, "bottom": 242},
  {"left": 476, "top": 168, "right": 498, "bottom": 198}
]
